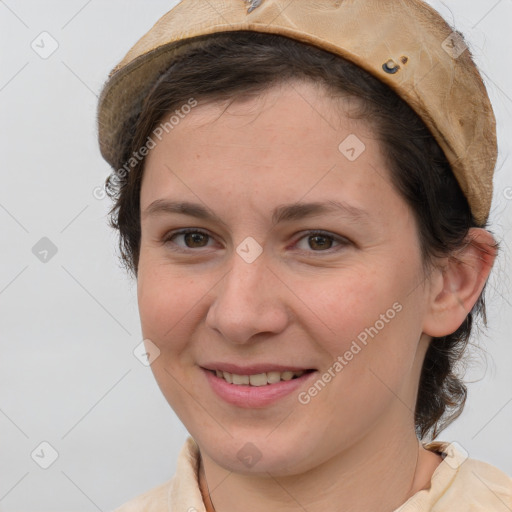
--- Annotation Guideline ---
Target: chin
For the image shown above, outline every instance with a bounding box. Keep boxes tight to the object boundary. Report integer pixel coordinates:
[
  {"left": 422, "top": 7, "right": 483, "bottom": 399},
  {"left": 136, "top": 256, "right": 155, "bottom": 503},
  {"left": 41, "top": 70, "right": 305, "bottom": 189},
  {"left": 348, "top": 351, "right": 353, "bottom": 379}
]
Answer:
[{"left": 190, "top": 424, "right": 327, "bottom": 476}]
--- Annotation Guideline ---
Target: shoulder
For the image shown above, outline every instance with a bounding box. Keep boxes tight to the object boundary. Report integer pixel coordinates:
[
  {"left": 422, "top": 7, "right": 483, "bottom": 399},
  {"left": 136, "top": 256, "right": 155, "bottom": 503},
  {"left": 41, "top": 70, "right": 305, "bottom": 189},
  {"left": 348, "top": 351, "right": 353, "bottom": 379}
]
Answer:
[
  {"left": 112, "top": 437, "right": 204, "bottom": 512},
  {"left": 399, "top": 441, "right": 512, "bottom": 511},
  {"left": 445, "top": 455, "right": 512, "bottom": 509},
  {"left": 112, "top": 479, "right": 173, "bottom": 512}
]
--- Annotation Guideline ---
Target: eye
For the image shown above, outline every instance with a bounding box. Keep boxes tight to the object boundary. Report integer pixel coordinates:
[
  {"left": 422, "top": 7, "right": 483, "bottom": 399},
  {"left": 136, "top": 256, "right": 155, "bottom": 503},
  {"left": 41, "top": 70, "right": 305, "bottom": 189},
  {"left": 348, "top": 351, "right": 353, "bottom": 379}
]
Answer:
[
  {"left": 162, "top": 228, "right": 349, "bottom": 254},
  {"left": 294, "top": 230, "right": 349, "bottom": 252},
  {"left": 163, "top": 229, "right": 216, "bottom": 250}
]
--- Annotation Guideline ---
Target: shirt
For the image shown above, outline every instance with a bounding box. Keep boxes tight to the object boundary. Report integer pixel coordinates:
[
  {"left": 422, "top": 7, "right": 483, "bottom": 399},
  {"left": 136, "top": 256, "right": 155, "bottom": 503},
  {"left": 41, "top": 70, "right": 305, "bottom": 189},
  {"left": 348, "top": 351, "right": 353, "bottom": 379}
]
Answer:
[{"left": 113, "top": 437, "right": 512, "bottom": 511}]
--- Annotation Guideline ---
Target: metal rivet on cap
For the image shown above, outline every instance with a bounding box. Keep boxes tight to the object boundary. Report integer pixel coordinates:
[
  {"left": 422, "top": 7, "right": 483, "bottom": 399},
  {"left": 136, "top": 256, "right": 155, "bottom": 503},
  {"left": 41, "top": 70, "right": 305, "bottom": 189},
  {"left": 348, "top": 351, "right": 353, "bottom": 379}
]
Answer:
[
  {"left": 383, "top": 59, "right": 400, "bottom": 74},
  {"left": 245, "top": 0, "right": 263, "bottom": 13}
]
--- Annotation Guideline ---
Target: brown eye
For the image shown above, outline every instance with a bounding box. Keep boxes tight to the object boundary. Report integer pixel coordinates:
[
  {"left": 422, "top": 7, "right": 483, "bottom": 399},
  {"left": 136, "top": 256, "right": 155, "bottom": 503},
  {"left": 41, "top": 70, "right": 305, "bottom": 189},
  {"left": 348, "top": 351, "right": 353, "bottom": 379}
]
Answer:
[
  {"left": 165, "top": 229, "right": 213, "bottom": 249},
  {"left": 295, "top": 231, "right": 348, "bottom": 253},
  {"left": 308, "top": 234, "right": 334, "bottom": 250},
  {"left": 183, "top": 232, "right": 209, "bottom": 248}
]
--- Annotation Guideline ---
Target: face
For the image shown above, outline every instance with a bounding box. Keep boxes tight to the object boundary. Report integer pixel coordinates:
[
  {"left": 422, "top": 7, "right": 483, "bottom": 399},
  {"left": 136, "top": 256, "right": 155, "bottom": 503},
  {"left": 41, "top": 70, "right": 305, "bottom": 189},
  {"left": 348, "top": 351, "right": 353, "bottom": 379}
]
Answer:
[{"left": 137, "top": 80, "right": 434, "bottom": 476}]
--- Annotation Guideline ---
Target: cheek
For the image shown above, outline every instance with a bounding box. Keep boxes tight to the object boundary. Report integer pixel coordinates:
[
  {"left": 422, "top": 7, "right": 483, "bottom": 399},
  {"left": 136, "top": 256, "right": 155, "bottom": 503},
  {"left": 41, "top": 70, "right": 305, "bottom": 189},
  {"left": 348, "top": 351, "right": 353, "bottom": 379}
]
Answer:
[
  {"left": 137, "top": 257, "right": 208, "bottom": 352},
  {"left": 295, "top": 275, "right": 423, "bottom": 446},
  {"left": 308, "top": 262, "right": 424, "bottom": 383},
  {"left": 309, "top": 266, "right": 398, "bottom": 344}
]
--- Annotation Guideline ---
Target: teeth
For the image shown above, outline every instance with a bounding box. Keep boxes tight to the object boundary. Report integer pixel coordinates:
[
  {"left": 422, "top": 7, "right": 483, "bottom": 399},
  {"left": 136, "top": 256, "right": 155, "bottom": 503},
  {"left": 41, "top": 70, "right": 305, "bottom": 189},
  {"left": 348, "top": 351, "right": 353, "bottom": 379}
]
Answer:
[
  {"left": 232, "top": 374, "right": 250, "bottom": 385},
  {"left": 249, "top": 373, "right": 268, "bottom": 387},
  {"left": 267, "top": 371, "right": 281, "bottom": 384},
  {"left": 214, "top": 369, "right": 306, "bottom": 386}
]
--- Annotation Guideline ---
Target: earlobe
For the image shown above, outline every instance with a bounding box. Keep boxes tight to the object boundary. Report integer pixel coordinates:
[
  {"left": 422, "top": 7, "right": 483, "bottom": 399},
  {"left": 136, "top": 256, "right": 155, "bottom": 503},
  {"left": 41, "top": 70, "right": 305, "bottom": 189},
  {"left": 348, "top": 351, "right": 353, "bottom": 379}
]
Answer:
[{"left": 423, "top": 228, "right": 497, "bottom": 338}]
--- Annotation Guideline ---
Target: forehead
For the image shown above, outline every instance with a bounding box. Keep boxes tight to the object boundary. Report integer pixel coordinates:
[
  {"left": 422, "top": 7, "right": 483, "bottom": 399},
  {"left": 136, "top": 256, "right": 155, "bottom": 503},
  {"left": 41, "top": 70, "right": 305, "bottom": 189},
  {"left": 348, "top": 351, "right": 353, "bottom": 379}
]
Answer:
[{"left": 140, "top": 80, "right": 403, "bottom": 225}]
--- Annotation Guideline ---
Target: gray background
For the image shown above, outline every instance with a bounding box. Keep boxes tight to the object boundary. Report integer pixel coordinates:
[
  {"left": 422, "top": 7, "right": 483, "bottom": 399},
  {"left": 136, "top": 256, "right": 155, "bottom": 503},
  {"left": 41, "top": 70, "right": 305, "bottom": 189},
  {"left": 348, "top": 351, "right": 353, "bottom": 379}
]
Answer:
[{"left": 0, "top": 1, "right": 511, "bottom": 510}]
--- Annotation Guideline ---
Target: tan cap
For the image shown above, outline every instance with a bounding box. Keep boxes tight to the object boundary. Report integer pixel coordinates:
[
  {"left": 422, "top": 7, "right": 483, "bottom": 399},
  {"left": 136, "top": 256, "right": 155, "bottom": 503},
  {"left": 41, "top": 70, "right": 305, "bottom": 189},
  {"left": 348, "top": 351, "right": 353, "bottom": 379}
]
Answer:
[{"left": 97, "top": 0, "right": 497, "bottom": 225}]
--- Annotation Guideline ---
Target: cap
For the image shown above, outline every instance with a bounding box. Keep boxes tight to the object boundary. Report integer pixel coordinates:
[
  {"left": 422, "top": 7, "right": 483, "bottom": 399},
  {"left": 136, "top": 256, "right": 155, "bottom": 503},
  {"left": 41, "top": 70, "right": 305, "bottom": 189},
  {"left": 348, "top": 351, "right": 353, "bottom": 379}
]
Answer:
[{"left": 97, "top": 0, "right": 497, "bottom": 225}]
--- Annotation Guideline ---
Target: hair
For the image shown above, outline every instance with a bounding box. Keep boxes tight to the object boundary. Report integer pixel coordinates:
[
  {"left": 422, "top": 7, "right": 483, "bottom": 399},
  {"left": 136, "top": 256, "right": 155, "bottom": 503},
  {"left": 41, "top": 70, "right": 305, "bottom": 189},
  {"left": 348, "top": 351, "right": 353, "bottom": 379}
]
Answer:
[{"left": 104, "top": 31, "right": 495, "bottom": 440}]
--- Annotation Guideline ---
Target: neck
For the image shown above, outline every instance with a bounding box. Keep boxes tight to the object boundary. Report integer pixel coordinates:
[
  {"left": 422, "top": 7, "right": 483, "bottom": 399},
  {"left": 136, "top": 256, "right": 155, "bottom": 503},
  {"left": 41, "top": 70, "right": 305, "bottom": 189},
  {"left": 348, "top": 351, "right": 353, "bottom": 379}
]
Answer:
[{"left": 198, "top": 428, "right": 442, "bottom": 512}]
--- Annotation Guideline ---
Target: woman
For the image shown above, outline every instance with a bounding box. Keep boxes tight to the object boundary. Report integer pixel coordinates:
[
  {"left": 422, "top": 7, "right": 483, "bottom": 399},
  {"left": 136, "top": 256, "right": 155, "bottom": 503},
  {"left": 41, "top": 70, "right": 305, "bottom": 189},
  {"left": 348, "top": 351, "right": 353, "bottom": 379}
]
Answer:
[{"left": 97, "top": 0, "right": 511, "bottom": 510}]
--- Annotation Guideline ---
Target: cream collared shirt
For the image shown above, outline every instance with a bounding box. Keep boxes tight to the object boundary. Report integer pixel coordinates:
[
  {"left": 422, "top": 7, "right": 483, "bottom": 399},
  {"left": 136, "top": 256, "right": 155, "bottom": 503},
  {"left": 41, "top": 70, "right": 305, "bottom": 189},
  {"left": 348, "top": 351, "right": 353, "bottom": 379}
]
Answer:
[{"left": 114, "top": 437, "right": 512, "bottom": 511}]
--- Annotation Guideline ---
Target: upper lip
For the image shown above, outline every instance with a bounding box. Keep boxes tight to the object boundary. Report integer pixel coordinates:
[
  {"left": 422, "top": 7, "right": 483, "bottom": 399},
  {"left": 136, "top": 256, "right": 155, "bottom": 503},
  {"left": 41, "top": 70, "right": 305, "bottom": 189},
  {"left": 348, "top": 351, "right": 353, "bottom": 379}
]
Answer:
[{"left": 201, "top": 363, "right": 315, "bottom": 375}]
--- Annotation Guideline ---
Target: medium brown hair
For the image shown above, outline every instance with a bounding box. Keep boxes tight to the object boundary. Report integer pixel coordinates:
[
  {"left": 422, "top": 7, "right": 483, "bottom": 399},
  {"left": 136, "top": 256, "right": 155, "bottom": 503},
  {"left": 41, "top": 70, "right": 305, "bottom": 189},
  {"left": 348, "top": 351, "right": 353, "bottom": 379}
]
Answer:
[{"left": 104, "top": 32, "right": 495, "bottom": 440}]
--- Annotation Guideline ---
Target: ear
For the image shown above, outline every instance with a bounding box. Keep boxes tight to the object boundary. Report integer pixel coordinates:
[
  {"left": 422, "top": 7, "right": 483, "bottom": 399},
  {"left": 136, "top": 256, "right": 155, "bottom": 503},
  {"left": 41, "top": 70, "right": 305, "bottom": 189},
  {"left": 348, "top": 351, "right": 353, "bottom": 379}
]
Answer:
[{"left": 422, "top": 228, "right": 497, "bottom": 337}]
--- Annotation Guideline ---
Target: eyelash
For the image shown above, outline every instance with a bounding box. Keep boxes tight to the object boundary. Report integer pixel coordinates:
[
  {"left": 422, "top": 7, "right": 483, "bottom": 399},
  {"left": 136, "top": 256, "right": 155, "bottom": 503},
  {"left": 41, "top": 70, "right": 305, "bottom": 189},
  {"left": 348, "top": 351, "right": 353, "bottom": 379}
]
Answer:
[{"left": 162, "top": 228, "right": 350, "bottom": 255}]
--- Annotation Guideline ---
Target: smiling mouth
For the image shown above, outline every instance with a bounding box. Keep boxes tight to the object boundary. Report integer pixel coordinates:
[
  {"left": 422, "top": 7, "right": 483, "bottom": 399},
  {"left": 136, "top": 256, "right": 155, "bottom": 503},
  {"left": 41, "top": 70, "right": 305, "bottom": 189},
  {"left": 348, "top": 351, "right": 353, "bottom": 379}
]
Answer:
[{"left": 208, "top": 369, "right": 315, "bottom": 386}]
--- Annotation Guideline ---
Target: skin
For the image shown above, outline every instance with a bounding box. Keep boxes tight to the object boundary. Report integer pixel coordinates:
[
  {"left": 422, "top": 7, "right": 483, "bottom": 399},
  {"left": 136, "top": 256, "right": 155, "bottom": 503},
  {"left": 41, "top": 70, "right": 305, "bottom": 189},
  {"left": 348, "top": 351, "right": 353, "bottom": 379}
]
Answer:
[{"left": 137, "top": 80, "right": 496, "bottom": 512}]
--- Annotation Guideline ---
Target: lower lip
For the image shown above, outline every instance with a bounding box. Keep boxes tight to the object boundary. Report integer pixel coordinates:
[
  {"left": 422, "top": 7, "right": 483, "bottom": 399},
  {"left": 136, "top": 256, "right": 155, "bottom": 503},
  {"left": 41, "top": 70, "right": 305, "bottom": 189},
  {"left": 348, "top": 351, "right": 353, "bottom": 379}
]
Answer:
[{"left": 202, "top": 368, "right": 317, "bottom": 408}]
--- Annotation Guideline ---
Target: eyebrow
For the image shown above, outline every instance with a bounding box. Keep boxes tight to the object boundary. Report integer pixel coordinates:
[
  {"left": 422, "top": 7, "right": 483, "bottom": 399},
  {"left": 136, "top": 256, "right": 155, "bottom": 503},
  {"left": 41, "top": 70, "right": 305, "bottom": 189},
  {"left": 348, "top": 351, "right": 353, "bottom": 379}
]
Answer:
[{"left": 142, "top": 199, "right": 369, "bottom": 225}]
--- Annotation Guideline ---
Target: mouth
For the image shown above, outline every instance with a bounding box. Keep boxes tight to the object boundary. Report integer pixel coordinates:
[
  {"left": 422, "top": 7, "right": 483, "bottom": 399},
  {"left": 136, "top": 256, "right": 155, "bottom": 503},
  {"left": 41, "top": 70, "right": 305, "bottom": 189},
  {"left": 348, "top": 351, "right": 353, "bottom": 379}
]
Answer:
[
  {"left": 207, "top": 368, "right": 315, "bottom": 386},
  {"left": 201, "top": 365, "right": 318, "bottom": 408}
]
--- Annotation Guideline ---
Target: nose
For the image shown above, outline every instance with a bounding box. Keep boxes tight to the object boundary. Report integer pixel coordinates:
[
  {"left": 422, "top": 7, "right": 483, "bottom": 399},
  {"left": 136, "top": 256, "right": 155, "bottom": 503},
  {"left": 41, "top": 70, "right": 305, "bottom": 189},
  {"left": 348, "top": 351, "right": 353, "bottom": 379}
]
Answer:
[{"left": 205, "top": 253, "right": 289, "bottom": 344}]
